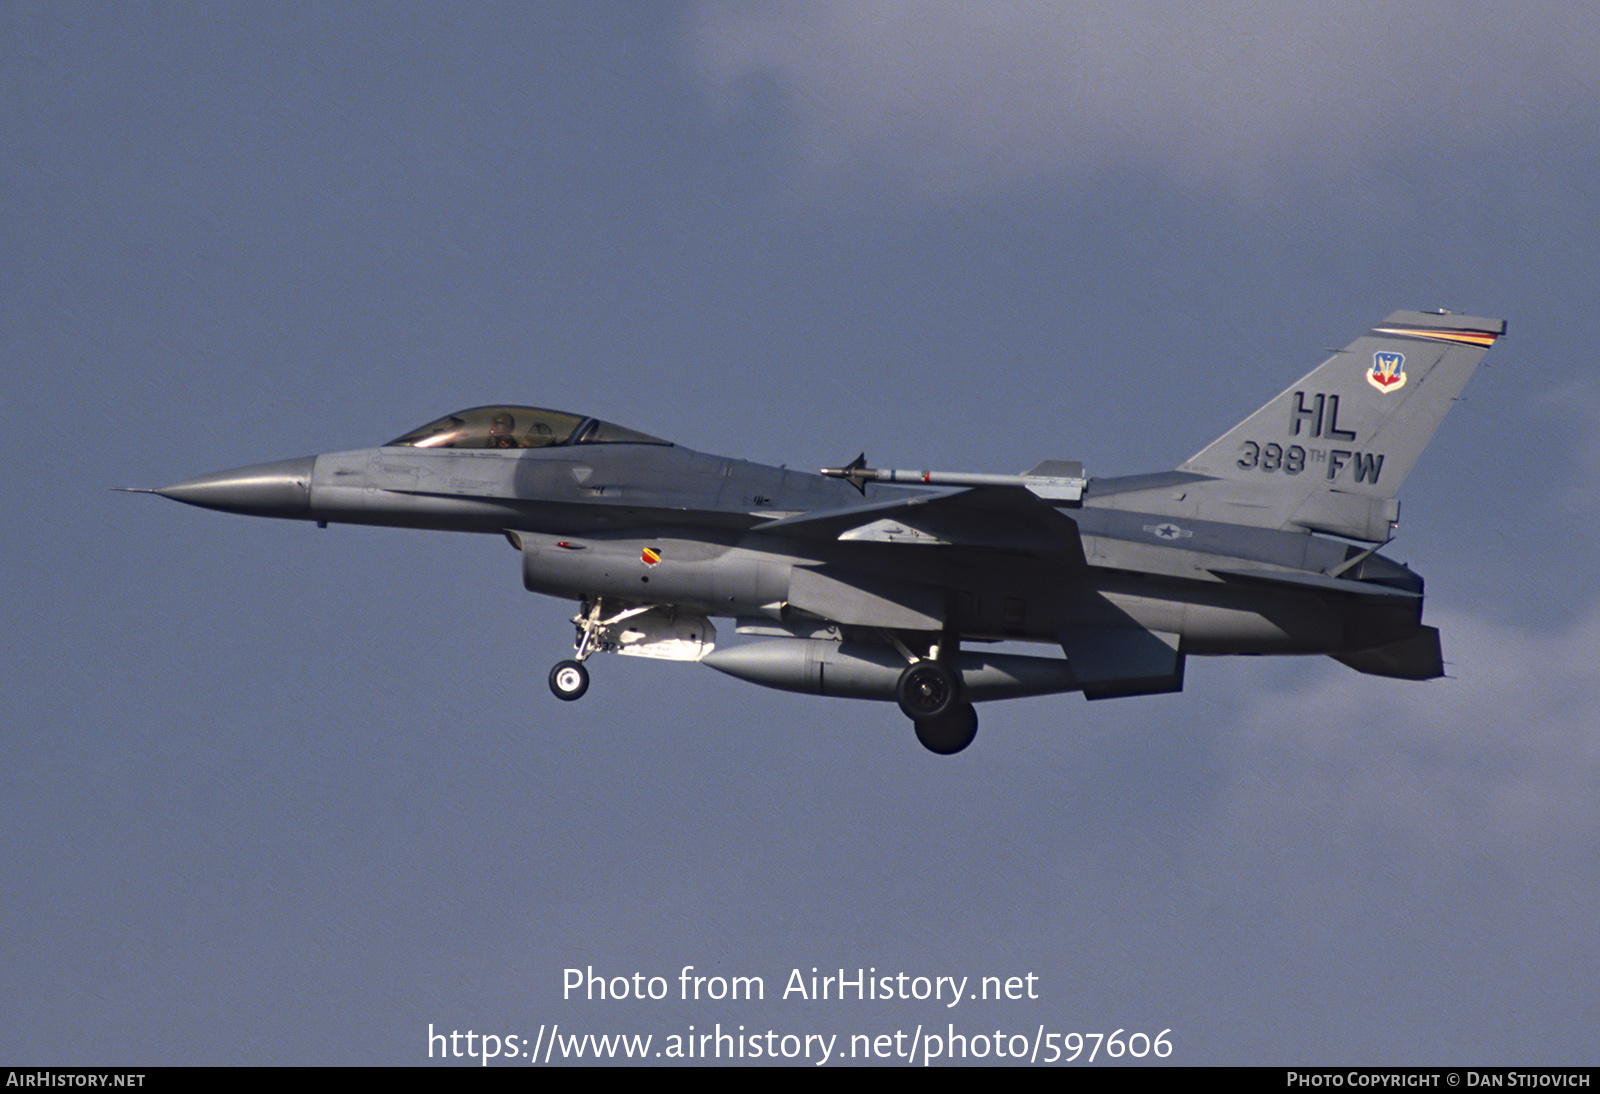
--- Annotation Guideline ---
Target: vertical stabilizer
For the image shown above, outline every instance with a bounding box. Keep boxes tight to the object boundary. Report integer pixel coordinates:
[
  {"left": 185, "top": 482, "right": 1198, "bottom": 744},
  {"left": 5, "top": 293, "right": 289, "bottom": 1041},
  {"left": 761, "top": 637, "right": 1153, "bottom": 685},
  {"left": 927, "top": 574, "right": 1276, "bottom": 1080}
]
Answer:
[{"left": 1178, "top": 310, "right": 1504, "bottom": 539}]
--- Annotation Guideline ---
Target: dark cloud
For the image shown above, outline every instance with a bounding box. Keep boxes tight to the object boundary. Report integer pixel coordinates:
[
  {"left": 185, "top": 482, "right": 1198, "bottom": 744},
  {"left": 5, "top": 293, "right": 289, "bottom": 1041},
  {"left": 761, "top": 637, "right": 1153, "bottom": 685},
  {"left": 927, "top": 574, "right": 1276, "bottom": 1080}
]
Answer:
[{"left": 689, "top": 0, "right": 1600, "bottom": 196}]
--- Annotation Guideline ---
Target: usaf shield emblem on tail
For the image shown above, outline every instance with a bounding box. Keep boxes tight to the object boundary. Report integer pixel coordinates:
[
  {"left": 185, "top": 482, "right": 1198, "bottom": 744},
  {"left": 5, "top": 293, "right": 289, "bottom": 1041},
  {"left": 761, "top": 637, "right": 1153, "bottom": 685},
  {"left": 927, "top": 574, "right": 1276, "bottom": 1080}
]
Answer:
[{"left": 1368, "top": 351, "right": 1407, "bottom": 392}]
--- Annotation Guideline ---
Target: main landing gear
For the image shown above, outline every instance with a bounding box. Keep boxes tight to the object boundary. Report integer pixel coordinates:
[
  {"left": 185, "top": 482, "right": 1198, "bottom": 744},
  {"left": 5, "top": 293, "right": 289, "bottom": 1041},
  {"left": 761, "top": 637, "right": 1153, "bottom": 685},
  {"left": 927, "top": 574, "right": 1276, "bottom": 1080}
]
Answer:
[
  {"left": 913, "top": 701, "right": 979, "bottom": 755},
  {"left": 895, "top": 656, "right": 978, "bottom": 755}
]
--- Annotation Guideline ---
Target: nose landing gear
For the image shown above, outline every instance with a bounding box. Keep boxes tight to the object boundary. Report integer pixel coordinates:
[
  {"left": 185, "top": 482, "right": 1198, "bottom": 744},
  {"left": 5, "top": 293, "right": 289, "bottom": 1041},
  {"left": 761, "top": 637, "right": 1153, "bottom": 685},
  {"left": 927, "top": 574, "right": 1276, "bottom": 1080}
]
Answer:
[
  {"left": 549, "top": 660, "right": 589, "bottom": 701},
  {"left": 547, "top": 599, "right": 604, "bottom": 701},
  {"left": 545, "top": 598, "right": 718, "bottom": 701}
]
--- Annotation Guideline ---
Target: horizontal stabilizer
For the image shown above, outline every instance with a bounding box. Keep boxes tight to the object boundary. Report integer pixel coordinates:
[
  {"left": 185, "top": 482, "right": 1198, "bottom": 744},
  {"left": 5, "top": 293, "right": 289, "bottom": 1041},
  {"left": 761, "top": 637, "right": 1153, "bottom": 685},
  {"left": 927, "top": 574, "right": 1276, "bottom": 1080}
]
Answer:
[
  {"left": 1332, "top": 626, "right": 1444, "bottom": 680},
  {"left": 1210, "top": 566, "right": 1420, "bottom": 601}
]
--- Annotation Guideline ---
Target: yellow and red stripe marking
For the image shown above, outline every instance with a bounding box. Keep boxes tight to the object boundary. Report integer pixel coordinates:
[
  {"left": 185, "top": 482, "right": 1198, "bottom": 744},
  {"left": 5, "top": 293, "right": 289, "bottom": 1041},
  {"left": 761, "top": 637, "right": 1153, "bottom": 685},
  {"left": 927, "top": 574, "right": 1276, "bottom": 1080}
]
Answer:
[{"left": 1374, "top": 326, "right": 1500, "bottom": 347}]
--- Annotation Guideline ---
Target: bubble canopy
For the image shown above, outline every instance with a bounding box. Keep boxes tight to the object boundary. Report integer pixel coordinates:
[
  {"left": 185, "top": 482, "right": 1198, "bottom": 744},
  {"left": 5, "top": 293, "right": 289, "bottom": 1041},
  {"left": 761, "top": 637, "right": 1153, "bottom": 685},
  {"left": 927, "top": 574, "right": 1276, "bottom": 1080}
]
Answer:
[{"left": 385, "top": 406, "right": 669, "bottom": 450}]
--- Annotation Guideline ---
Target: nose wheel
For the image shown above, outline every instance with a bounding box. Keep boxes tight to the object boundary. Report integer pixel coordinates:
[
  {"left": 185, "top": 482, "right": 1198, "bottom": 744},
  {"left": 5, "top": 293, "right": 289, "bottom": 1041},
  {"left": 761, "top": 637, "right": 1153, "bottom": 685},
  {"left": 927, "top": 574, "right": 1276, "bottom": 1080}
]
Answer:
[
  {"left": 549, "top": 659, "right": 589, "bottom": 701},
  {"left": 549, "top": 598, "right": 605, "bottom": 701}
]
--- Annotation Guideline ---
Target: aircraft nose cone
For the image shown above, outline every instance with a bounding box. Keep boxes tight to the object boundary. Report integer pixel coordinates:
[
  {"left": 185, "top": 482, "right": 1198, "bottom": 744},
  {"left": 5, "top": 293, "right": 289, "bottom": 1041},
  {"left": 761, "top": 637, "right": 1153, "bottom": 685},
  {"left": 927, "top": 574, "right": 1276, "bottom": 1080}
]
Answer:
[{"left": 156, "top": 456, "right": 316, "bottom": 518}]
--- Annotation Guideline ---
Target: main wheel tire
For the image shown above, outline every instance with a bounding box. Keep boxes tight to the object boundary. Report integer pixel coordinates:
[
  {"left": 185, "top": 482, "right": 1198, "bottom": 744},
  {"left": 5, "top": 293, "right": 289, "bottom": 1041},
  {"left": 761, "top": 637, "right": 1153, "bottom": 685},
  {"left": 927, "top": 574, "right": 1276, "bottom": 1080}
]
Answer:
[
  {"left": 914, "top": 702, "right": 979, "bottom": 755},
  {"left": 896, "top": 660, "right": 958, "bottom": 721},
  {"left": 549, "top": 660, "right": 590, "bottom": 701}
]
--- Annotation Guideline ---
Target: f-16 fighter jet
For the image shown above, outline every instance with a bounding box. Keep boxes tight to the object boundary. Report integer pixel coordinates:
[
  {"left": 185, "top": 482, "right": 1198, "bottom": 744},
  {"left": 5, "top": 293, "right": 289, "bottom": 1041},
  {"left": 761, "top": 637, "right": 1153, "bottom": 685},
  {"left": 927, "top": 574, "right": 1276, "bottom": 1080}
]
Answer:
[{"left": 150, "top": 309, "right": 1504, "bottom": 754}]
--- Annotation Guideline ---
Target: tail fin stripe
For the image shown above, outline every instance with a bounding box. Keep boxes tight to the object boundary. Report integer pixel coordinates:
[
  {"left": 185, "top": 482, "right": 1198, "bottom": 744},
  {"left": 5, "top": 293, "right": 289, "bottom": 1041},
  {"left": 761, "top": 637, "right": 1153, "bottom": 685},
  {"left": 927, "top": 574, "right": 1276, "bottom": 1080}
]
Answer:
[{"left": 1372, "top": 326, "right": 1501, "bottom": 348}]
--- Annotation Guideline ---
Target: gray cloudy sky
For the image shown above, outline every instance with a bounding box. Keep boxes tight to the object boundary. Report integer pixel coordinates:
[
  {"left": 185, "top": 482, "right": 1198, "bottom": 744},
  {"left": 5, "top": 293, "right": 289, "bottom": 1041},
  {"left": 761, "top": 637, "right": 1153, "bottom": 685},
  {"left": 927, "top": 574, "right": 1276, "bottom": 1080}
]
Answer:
[{"left": 5, "top": 1, "right": 1597, "bottom": 1066}]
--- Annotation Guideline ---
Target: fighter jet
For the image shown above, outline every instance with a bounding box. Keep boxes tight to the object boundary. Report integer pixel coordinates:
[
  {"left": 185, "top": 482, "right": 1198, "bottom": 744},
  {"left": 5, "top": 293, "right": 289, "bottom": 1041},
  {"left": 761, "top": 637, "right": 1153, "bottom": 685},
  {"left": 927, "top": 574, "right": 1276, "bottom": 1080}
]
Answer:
[{"left": 149, "top": 309, "right": 1503, "bottom": 753}]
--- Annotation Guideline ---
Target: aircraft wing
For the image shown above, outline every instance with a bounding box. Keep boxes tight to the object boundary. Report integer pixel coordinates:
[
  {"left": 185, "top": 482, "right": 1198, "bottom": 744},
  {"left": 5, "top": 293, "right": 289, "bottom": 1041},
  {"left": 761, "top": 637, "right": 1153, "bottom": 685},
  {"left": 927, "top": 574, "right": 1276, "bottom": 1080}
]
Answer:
[{"left": 752, "top": 485, "right": 1087, "bottom": 564}]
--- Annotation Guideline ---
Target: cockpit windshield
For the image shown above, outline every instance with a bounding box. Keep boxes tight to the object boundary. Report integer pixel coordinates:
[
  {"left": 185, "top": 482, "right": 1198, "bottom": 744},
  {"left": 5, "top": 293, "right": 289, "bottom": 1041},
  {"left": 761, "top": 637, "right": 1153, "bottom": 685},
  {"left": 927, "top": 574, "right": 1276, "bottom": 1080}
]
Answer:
[{"left": 385, "top": 406, "right": 669, "bottom": 450}]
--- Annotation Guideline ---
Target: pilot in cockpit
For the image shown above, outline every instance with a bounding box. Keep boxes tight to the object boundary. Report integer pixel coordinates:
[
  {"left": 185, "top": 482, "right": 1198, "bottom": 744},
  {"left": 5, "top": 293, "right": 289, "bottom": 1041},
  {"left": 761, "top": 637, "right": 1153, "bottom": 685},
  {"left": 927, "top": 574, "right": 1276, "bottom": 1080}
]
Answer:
[{"left": 487, "top": 411, "right": 519, "bottom": 448}]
